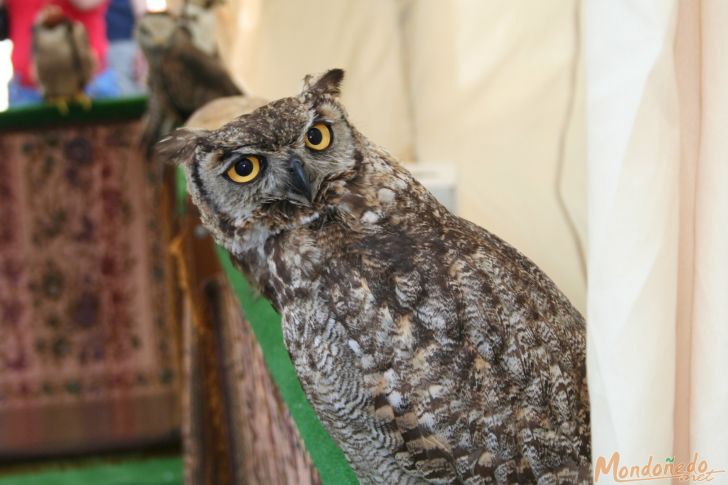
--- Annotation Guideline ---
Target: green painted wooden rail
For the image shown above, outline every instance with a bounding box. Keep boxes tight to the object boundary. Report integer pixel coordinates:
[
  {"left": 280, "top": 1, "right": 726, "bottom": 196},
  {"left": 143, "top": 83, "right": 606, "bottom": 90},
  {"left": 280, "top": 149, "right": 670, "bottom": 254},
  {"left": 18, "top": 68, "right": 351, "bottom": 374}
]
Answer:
[{"left": 0, "top": 96, "right": 149, "bottom": 130}]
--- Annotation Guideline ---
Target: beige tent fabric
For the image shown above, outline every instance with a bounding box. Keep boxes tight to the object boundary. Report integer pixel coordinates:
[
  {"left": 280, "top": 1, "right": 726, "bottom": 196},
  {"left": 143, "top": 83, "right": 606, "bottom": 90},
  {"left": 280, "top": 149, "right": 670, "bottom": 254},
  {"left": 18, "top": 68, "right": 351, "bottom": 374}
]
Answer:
[
  {"left": 399, "top": 0, "right": 586, "bottom": 311},
  {"left": 213, "top": 0, "right": 586, "bottom": 312},
  {"left": 215, "top": 0, "right": 415, "bottom": 162}
]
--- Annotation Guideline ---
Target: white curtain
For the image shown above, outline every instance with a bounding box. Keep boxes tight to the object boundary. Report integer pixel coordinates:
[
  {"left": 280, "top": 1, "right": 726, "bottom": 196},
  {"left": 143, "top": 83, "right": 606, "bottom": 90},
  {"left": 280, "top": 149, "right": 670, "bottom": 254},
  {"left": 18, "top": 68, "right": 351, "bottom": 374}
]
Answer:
[{"left": 585, "top": 0, "right": 728, "bottom": 482}]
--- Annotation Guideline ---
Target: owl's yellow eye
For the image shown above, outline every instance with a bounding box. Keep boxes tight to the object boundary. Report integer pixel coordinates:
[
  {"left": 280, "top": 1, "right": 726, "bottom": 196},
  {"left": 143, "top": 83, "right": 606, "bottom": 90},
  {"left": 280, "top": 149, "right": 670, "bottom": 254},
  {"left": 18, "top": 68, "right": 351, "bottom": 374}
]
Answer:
[
  {"left": 225, "top": 155, "right": 262, "bottom": 184},
  {"left": 304, "top": 123, "right": 332, "bottom": 151}
]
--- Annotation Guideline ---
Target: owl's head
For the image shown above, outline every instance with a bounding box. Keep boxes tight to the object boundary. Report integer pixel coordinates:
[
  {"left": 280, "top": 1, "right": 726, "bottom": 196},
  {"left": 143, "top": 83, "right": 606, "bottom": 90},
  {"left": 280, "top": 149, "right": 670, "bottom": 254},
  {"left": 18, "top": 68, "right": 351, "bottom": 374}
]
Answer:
[
  {"left": 35, "top": 5, "right": 68, "bottom": 29},
  {"left": 135, "top": 12, "right": 180, "bottom": 54},
  {"left": 157, "top": 69, "right": 362, "bottom": 252}
]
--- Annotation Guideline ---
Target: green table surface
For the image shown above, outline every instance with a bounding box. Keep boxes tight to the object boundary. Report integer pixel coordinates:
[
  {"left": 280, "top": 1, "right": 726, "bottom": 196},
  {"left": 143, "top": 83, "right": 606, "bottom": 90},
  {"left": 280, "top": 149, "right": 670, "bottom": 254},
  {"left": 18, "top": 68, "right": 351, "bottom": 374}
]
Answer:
[{"left": 0, "top": 97, "right": 148, "bottom": 131}]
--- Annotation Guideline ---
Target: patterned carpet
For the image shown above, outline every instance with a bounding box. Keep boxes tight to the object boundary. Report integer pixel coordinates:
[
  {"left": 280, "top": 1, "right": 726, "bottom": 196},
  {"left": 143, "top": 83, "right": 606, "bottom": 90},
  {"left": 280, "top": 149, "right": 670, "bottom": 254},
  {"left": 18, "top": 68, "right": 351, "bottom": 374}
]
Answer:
[{"left": 0, "top": 114, "right": 179, "bottom": 457}]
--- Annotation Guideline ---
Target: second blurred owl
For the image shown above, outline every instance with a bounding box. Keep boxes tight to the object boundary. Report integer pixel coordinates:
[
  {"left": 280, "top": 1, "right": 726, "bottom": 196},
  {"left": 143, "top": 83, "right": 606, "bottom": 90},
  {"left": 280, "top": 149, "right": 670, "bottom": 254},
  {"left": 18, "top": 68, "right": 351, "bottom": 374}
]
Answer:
[{"left": 136, "top": 10, "right": 243, "bottom": 156}]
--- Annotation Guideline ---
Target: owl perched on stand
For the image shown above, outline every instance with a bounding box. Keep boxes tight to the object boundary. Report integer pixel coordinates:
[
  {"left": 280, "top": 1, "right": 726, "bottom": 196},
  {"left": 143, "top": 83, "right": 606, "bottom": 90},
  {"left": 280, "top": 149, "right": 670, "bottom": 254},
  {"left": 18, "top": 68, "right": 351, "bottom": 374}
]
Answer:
[
  {"left": 32, "top": 5, "right": 95, "bottom": 114},
  {"left": 135, "top": 10, "right": 242, "bottom": 156},
  {"left": 158, "top": 70, "right": 592, "bottom": 484}
]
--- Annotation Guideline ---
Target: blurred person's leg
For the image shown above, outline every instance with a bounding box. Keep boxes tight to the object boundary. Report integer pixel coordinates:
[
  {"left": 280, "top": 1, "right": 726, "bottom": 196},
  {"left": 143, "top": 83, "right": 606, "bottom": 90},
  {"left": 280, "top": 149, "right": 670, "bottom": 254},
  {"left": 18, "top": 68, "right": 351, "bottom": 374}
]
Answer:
[{"left": 107, "top": 39, "right": 144, "bottom": 96}]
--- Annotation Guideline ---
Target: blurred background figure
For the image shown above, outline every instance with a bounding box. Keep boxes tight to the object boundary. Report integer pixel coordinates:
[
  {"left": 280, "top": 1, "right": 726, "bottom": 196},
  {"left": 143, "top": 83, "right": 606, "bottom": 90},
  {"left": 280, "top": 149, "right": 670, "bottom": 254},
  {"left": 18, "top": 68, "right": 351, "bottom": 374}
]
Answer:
[
  {"left": 5, "top": 0, "right": 118, "bottom": 107},
  {"left": 105, "top": 0, "right": 146, "bottom": 96},
  {"left": 136, "top": 5, "right": 242, "bottom": 156}
]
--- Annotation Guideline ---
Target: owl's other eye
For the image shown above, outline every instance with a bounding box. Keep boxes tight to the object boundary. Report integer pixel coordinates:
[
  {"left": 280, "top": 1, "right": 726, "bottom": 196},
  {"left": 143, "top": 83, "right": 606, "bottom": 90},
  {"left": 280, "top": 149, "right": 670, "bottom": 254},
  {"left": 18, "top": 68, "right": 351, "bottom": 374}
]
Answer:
[
  {"left": 305, "top": 123, "right": 332, "bottom": 151},
  {"left": 225, "top": 154, "right": 263, "bottom": 184}
]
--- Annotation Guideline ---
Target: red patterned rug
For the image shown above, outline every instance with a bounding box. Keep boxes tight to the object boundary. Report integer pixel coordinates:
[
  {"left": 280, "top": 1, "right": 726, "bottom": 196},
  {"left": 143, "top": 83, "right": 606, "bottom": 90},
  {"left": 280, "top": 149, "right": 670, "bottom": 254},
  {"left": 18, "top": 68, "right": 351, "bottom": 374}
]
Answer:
[{"left": 0, "top": 121, "right": 179, "bottom": 457}]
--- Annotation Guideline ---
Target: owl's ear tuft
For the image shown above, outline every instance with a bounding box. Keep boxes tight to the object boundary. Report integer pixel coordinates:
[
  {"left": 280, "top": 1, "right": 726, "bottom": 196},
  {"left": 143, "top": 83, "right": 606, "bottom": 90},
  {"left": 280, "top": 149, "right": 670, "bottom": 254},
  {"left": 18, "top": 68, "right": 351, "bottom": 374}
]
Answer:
[
  {"left": 302, "top": 69, "right": 345, "bottom": 98},
  {"left": 154, "top": 128, "right": 208, "bottom": 166}
]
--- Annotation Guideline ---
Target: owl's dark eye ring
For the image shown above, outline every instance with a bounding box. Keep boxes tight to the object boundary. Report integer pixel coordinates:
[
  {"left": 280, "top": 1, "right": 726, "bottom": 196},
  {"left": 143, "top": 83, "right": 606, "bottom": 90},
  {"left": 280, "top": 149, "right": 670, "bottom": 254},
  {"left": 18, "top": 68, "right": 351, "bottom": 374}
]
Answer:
[
  {"left": 305, "top": 123, "right": 332, "bottom": 151},
  {"left": 224, "top": 154, "right": 264, "bottom": 184}
]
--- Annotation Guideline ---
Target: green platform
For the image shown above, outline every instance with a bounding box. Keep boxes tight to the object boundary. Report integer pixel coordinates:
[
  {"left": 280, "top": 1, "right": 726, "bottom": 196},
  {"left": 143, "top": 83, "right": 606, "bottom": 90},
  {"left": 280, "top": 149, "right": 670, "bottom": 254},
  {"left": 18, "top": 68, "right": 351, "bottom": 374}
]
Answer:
[
  {"left": 0, "top": 96, "right": 148, "bottom": 131},
  {"left": 0, "top": 456, "right": 182, "bottom": 485}
]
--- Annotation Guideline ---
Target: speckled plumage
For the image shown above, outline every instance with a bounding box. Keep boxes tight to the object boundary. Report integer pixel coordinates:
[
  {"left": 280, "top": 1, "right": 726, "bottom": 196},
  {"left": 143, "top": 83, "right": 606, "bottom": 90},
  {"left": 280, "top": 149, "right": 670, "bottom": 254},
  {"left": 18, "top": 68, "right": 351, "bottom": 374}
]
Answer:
[{"left": 158, "top": 70, "right": 592, "bottom": 484}]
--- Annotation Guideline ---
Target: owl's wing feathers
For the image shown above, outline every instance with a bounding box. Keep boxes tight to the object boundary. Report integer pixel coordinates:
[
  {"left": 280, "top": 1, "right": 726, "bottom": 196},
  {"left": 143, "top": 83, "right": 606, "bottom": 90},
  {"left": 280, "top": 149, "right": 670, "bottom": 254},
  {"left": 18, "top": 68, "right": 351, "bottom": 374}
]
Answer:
[
  {"left": 71, "top": 23, "right": 95, "bottom": 86},
  {"left": 159, "top": 39, "right": 242, "bottom": 119},
  {"left": 141, "top": 87, "right": 187, "bottom": 159},
  {"left": 321, "top": 214, "right": 590, "bottom": 483},
  {"left": 439, "top": 223, "right": 590, "bottom": 482}
]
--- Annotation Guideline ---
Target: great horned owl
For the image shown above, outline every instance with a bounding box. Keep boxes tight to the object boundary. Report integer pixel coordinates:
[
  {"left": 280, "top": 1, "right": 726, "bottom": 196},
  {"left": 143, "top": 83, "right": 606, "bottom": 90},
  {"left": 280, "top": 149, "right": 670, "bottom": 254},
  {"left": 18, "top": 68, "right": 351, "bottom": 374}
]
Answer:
[
  {"left": 32, "top": 5, "right": 95, "bottom": 113},
  {"left": 158, "top": 70, "right": 592, "bottom": 484},
  {"left": 135, "top": 11, "right": 242, "bottom": 155}
]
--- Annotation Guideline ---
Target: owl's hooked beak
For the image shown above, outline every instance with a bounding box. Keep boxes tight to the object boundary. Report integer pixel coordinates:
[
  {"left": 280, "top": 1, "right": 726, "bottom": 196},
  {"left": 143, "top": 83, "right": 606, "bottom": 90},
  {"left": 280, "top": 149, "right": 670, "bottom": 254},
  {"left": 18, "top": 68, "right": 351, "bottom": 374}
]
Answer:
[{"left": 288, "top": 158, "right": 312, "bottom": 203}]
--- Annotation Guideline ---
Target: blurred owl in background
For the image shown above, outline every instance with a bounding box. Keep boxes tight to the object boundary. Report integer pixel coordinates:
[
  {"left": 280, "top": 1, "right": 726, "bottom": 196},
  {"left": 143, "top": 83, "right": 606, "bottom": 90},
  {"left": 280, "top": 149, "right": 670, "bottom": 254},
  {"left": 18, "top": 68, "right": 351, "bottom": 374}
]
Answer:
[
  {"left": 136, "top": 10, "right": 242, "bottom": 156},
  {"left": 32, "top": 5, "right": 95, "bottom": 114},
  {"left": 157, "top": 69, "right": 592, "bottom": 484},
  {"left": 180, "top": 0, "right": 226, "bottom": 57}
]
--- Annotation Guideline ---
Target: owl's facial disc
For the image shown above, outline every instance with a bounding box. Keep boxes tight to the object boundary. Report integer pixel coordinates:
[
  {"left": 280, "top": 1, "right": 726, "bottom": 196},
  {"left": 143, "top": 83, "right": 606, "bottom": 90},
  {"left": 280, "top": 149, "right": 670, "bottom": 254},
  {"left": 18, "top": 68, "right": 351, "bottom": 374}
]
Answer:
[
  {"left": 135, "top": 13, "right": 177, "bottom": 51},
  {"left": 156, "top": 69, "right": 358, "bottom": 248}
]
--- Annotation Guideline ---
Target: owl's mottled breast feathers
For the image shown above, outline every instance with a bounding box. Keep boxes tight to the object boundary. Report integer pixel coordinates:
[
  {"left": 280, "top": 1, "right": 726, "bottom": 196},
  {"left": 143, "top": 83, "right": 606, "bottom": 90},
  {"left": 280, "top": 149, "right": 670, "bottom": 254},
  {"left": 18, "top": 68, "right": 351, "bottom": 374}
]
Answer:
[{"left": 259, "top": 147, "right": 590, "bottom": 484}]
